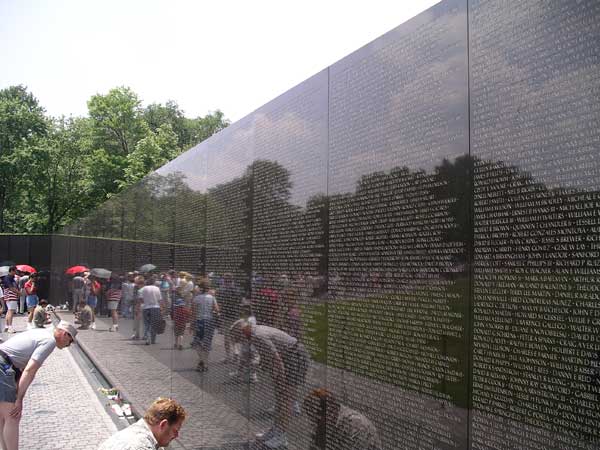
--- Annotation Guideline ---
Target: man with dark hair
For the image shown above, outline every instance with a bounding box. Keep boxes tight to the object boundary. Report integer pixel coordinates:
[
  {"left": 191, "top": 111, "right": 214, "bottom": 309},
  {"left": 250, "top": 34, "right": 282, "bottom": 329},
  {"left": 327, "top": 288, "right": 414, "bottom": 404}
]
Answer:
[{"left": 98, "top": 397, "right": 186, "bottom": 450}]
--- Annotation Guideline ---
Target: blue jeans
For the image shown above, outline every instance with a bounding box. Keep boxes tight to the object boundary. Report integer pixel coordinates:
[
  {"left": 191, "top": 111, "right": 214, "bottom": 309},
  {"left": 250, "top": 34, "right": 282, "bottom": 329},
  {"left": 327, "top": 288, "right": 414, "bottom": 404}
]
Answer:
[{"left": 143, "top": 308, "right": 161, "bottom": 344}]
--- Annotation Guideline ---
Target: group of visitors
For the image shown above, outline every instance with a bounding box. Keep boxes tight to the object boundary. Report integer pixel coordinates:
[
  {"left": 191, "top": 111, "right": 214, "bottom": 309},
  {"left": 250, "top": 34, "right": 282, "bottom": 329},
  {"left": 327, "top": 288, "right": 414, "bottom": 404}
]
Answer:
[
  {"left": 0, "top": 265, "right": 382, "bottom": 450},
  {"left": 0, "top": 266, "right": 51, "bottom": 334}
]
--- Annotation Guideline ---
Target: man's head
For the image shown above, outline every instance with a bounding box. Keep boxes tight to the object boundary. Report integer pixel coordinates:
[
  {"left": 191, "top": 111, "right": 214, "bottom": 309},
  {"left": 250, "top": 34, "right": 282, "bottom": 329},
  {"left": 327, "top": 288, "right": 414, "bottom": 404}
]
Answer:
[
  {"left": 229, "top": 319, "right": 252, "bottom": 343},
  {"left": 8, "top": 266, "right": 16, "bottom": 276},
  {"left": 144, "top": 397, "right": 186, "bottom": 447},
  {"left": 54, "top": 320, "right": 77, "bottom": 348}
]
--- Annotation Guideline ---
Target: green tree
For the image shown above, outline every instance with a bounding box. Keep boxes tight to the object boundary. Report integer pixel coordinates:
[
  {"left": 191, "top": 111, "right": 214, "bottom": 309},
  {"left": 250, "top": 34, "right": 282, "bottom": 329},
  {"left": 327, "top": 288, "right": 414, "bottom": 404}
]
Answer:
[
  {"left": 0, "top": 85, "right": 47, "bottom": 231},
  {"left": 87, "top": 86, "right": 147, "bottom": 156},
  {"left": 123, "top": 123, "right": 179, "bottom": 186},
  {"left": 185, "top": 110, "right": 229, "bottom": 147},
  {"left": 14, "top": 117, "right": 91, "bottom": 232}
]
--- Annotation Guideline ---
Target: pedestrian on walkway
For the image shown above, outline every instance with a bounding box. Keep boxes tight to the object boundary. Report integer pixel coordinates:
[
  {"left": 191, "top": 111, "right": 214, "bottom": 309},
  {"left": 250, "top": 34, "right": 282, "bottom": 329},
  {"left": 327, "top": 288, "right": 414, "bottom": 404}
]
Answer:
[
  {"left": 0, "top": 320, "right": 76, "bottom": 450},
  {"left": 120, "top": 273, "right": 135, "bottom": 319},
  {"left": 191, "top": 278, "right": 219, "bottom": 371},
  {"left": 87, "top": 275, "right": 101, "bottom": 330},
  {"left": 24, "top": 274, "right": 39, "bottom": 329},
  {"left": 139, "top": 277, "right": 162, "bottom": 345},
  {"left": 97, "top": 397, "right": 186, "bottom": 450},
  {"left": 71, "top": 273, "right": 86, "bottom": 313},
  {"left": 17, "top": 273, "right": 28, "bottom": 316},
  {"left": 230, "top": 319, "right": 309, "bottom": 449},
  {"left": 130, "top": 275, "right": 145, "bottom": 340},
  {"left": 107, "top": 277, "right": 122, "bottom": 332},
  {"left": 2, "top": 267, "right": 19, "bottom": 333},
  {"left": 0, "top": 286, "right": 4, "bottom": 332}
]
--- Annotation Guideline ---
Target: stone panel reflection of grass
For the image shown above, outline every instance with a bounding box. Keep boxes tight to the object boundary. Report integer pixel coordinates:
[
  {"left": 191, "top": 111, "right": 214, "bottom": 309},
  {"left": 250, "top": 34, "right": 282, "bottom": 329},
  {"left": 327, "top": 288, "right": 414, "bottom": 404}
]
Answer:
[{"left": 302, "top": 279, "right": 469, "bottom": 408}]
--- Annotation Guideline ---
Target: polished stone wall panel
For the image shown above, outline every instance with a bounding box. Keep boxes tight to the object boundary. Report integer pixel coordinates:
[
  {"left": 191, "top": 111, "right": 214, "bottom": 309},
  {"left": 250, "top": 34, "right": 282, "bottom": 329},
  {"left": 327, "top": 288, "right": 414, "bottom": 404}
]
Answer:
[
  {"left": 470, "top": 1, "right": 600, "bottom": 449},
  {"left": 327, "top": 0, "right": 469, "bottom": 448},
  {"left": 25, "top": 1, "right": 600, "bottom": 450}
]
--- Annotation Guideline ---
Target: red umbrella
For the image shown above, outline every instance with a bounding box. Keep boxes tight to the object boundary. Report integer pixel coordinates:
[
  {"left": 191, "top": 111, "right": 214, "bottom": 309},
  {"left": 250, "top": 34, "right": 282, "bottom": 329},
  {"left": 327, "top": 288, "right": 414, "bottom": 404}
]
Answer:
[
  {"left": 65, "top": 265, "right": 89, "bottom": 276},
  {"left": 16, "top": 264, "right": 36, "bottom": 274}
]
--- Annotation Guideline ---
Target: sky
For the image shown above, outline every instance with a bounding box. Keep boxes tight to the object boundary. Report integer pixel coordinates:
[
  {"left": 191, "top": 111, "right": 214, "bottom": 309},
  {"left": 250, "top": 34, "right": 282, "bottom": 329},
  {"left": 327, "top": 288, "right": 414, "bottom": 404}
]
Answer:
[{"left": 1, "top": 0, "right": 439, "bottom": 122}]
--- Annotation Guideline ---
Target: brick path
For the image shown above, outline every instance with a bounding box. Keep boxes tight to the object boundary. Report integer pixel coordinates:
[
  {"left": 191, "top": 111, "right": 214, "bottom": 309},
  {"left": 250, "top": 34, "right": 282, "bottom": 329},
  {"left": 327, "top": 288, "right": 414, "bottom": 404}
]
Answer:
[{"left": 1, "top": 316, "right": 117, "bottom": 450}]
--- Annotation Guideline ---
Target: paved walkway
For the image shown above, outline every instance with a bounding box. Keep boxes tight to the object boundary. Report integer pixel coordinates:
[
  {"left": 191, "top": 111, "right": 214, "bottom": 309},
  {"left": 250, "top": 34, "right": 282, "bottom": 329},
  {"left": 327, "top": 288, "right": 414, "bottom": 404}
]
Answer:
[{"left": 1, "top": 316, "right": 117, "bottom": 450}]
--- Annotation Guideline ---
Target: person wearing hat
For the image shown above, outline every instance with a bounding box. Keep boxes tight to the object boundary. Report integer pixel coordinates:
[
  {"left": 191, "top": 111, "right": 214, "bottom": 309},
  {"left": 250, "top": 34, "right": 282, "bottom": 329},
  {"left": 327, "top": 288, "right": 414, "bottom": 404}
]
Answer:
[{"left": 0, "top": 320, "right": 76, "bottom": 450}]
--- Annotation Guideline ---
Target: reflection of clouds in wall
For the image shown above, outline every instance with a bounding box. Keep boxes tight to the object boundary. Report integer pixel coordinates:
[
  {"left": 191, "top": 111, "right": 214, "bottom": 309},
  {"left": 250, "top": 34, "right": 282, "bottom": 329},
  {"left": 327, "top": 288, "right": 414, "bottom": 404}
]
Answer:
[
  {"left": 329, "top": 0, "right": 468, "bottom": 195},
  {"left": 156, "top": 118, "right": 254, "bottom": 192},
  {"left": 255, "top": 109, "right": 327, "bottom": 207},
  {"left": 471, "top": 0, "right": 600, "bottom": 192},
  {"left": 205, "top": 119, "right": 254, "bottom": 189}
]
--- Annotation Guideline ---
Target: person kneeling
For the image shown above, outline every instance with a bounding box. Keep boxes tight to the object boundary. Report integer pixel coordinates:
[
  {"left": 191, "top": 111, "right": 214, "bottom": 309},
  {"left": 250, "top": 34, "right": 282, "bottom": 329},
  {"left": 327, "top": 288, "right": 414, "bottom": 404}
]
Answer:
[
  {"left": 75, "top": 300, "right": 93, "bottom": 330},
  {"left": 32, "top": 299, "right": 50, "bottom": 328}
]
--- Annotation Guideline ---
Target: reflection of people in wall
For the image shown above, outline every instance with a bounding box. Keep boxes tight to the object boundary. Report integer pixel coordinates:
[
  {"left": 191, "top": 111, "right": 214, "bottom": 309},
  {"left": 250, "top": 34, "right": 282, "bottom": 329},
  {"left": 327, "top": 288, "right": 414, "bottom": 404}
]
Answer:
[
  {"left": 231, "top": 319, "right": 309, "bottom": 449},
  {"left": 219, "top": 273, "right": 242, "bottom": 363},
  {"left": 303, "top": 388, "right": 382, "bottom": 450}
]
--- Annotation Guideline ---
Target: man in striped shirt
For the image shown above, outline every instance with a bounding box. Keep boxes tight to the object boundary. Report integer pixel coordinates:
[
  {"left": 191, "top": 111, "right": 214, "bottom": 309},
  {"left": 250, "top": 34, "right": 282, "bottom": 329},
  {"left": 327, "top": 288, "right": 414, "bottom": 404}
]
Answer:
[{"left": 2, "top": 267, "right": 19, "bottom": 333}]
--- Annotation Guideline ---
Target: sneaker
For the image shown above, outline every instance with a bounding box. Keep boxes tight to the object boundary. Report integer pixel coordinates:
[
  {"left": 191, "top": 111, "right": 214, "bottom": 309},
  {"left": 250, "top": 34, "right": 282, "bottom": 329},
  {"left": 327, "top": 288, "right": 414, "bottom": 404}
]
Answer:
[
  {"left": 264, "top": 429, "right": 288, "bottom": 448},
  {"left": 108, "top": 326, "right": 114, "bottom": 332},
  {"left": 91, "top": 323, "right": 96, "bottom": 330},
  {"left": 113, "top": 324, "right": 118, "bottom": 332},
  {"left": 7, "top": 327, "right": 16, "bottom": 334},
  {"left": 130, "top": 335, "right": 139, "bottom": 340}
]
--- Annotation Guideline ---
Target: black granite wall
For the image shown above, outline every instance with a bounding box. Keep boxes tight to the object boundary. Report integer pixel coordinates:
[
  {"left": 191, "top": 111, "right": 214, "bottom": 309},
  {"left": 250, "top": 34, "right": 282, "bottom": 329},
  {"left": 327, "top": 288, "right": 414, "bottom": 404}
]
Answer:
[{"left": 3, "top": 0, "right": 599, "bottom": 449}]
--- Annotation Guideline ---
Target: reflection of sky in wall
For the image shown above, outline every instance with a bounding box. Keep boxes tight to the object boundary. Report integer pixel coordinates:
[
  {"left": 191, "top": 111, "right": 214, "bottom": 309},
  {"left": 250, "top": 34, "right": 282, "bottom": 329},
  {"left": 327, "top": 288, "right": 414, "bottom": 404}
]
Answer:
[
  {"left": 470, "top": 0, "right": 600, "bottom": 192},
  {"left": 328, "top": 0, "right": 468, "bottom": 195},
  {"left": 155, "top": 0, "right": 469, "bottom": 203},
  {"left": 157, "top": 116, "right": 255, "bottom": 194},
  {"left": 253, "top": 69, "right": 328, "bottom": 207}
]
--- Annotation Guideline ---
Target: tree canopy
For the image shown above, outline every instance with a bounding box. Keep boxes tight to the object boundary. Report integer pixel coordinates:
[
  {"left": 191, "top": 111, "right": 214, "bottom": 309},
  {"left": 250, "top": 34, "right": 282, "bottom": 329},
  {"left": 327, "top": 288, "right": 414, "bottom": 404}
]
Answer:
[{"left": 0, "top": 84, "right": 229, "bottom": 233}]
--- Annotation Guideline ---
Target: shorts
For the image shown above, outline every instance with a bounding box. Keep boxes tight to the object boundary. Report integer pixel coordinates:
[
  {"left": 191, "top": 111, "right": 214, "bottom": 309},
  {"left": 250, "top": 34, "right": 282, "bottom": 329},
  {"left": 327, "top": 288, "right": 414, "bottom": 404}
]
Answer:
[
  {"left": 87, "top": 296, "right": 97, "bottom": 308},
  {"left": 107, "top": 301, "right": 119, "bottom": 311},
  {"left": 26, "top": 295, "right": 39, "bottom": 309},
  {"left": 0, "top": 361, "right": 17, "bottom": 403},
  {"left": 6, "top": 301, "right": 18, "bottom": 311}
]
